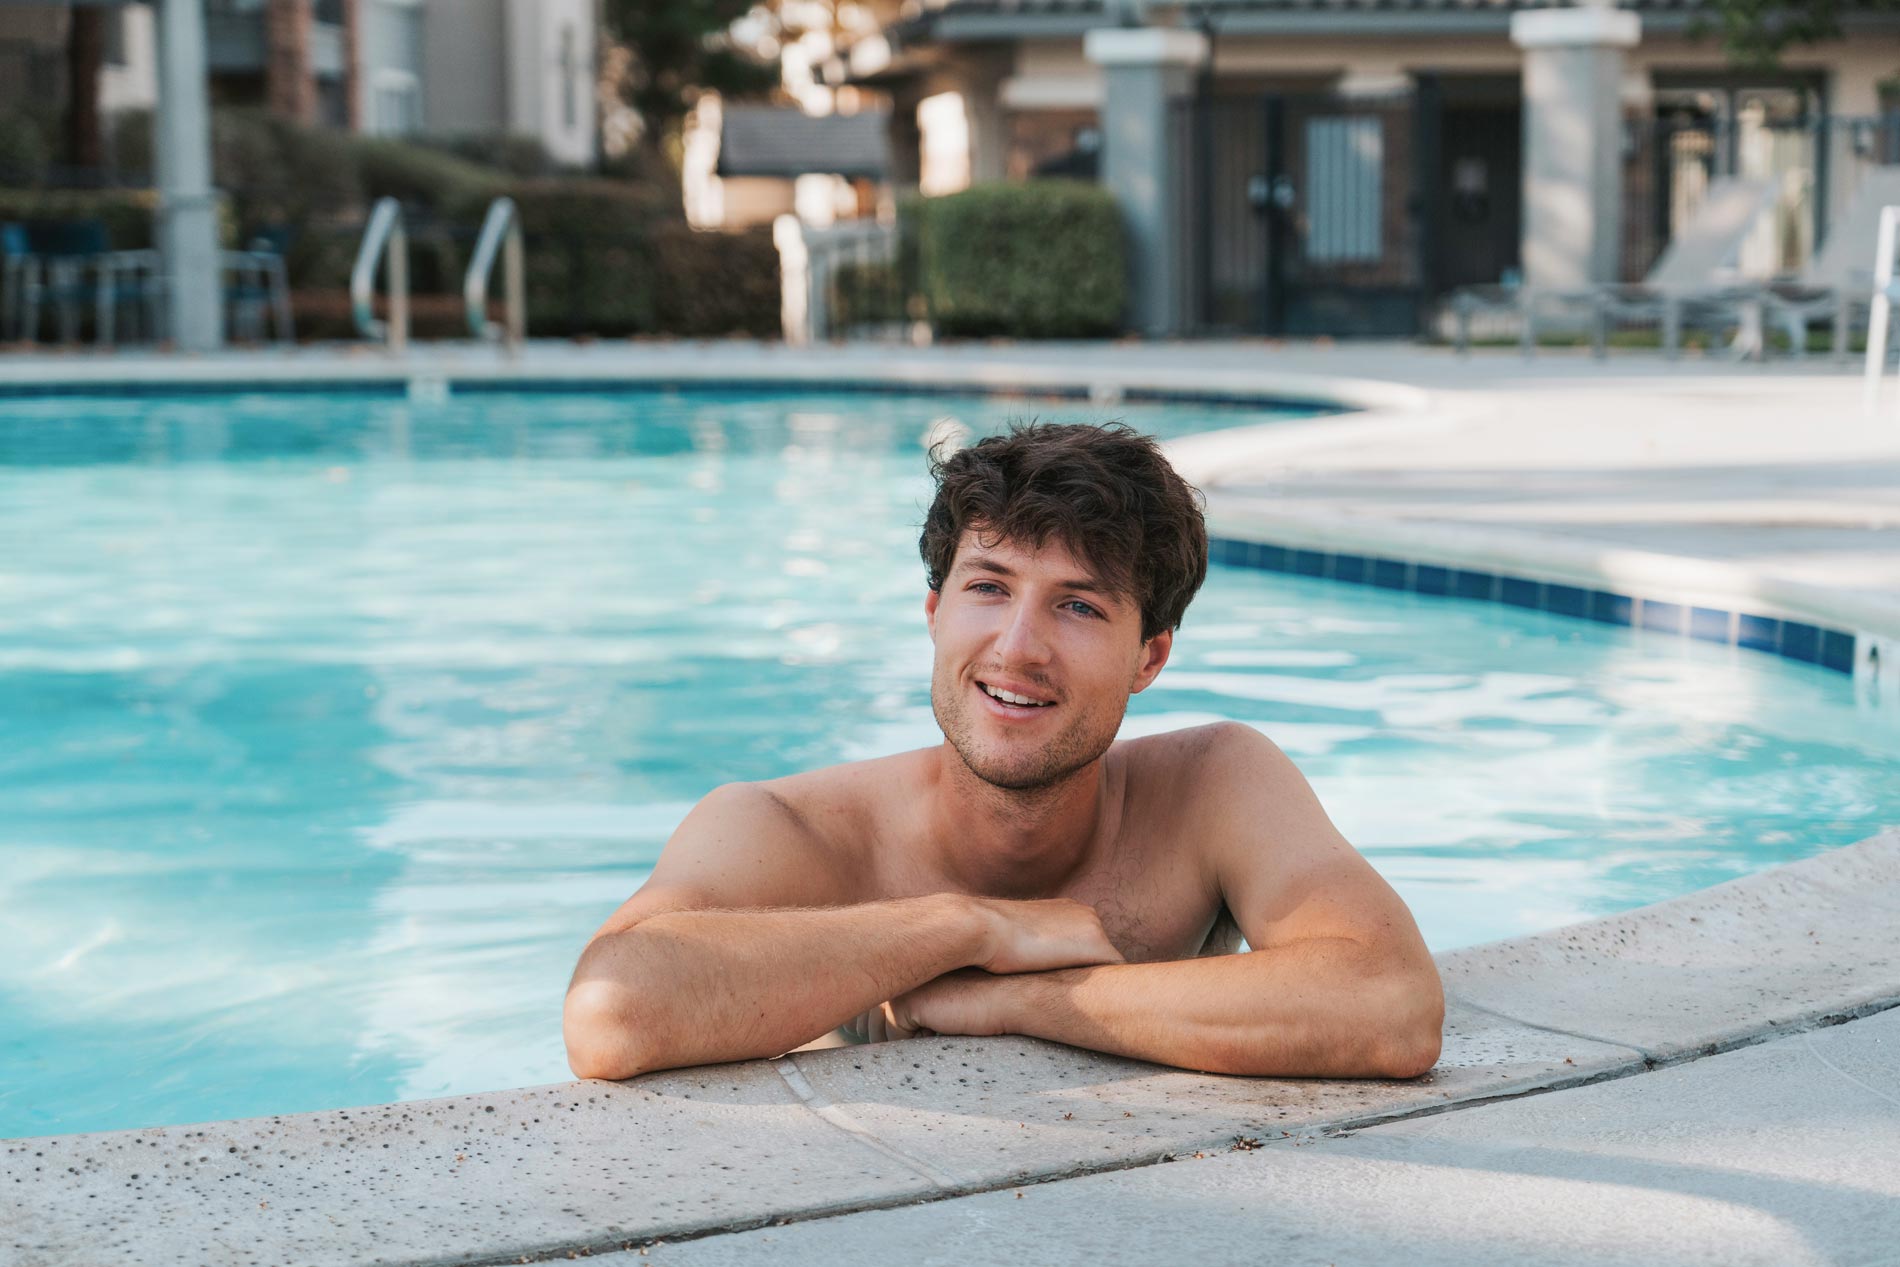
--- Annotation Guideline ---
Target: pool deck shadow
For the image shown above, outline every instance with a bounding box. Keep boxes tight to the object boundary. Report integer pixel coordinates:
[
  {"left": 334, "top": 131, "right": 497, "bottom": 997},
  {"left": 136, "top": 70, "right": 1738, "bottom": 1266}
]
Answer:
[{"left": 5, "top": 829, "right": 1896, "bottom": 1267}]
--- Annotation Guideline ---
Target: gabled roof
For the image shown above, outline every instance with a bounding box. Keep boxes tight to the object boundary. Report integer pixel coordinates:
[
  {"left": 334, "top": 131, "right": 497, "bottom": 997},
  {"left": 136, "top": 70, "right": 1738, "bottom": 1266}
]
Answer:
[{"left": 717, "top": 106, "right": 892, "bottom": 180}]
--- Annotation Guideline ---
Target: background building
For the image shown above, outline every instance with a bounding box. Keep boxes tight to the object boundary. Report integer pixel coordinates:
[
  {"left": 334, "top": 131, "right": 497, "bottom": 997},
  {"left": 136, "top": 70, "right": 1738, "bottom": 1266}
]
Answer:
[{"left": 0, "top": 0, "right": 599, "bottom": 168}]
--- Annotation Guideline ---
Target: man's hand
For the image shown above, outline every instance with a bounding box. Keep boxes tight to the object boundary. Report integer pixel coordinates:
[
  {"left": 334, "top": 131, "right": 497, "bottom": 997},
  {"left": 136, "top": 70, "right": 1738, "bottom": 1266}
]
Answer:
[
  {"left": 836, "top": 898, "right": 1119, "bottom": 1046},
  {"left": 842, "top": 970, "right": 1022, "bottom": 1043},
  {"left": 888, "top": 969, "right": 1022, "bottom": 1038},
  {"left": 971, "top": 897, "right": 1124, "bottom": 974}
]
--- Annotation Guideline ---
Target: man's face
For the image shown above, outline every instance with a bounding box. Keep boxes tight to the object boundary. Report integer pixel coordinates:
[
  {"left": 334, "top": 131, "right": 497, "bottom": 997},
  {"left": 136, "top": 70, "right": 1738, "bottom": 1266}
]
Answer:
[{"left": 925, "top": 530, "right": 1172, "bottom": 792}]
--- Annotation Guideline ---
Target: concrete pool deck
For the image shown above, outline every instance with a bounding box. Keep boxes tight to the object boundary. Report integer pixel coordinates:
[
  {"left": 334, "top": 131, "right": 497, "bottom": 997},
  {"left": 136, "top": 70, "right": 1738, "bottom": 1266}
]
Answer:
[{"left": 3, "top": 339, "right": 1898, "bottom": 1263}]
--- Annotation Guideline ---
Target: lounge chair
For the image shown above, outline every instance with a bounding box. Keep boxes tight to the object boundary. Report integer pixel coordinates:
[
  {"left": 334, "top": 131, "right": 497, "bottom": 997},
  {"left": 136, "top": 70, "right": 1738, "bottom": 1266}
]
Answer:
[
  {"left": 1449, "top": 176, "right": 1779, "bottom": 358},
  {"left": 1762, "top": 165, "right": 1900, "bottom": 359},
  {"left": 1586, "top": 176, "right": 1781, "bottom": 359}
]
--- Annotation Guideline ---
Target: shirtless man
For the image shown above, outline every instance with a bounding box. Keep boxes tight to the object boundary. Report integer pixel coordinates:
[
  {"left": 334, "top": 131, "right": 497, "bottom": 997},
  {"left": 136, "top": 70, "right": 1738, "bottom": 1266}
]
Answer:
[{"left": 564, "top": 422, "right": 1443, "bottom": 1081}]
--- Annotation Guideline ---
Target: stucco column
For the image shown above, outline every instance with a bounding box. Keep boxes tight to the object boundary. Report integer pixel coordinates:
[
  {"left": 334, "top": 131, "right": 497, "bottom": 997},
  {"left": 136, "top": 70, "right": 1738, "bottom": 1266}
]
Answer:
[
  {"left": 1510, "top": 5, "right": 1640, "bottom": 289},
  {"left": 1084, "top": 27, "right": 1206, "bottom": 337},
  {"left": 156, "top": 0, "right": 224, "bottom": 351}
]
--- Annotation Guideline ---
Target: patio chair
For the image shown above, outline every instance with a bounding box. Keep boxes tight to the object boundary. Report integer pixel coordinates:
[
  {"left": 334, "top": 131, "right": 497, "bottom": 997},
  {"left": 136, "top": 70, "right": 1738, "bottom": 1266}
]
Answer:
[
  {"left": 25, "top": 220, "right": 112, "bottom": 344},
  {"left": 1761, "top": 165, "right": 1900, "bottom": 359},
  {"left": 1, "top": 222, "right": 40, "bottom": 341},
  {"left": 1587, "top": 176, "right": 1782, "bottom": 359},
  {"left": 224, "top": 228, "right": 294, "bottom": 345},
  {"left": 94, "top": 248, "right": 168, "bottom": 346},
  {"left": 1449, "top": 177, "right": 1779, "bottom": 358}
]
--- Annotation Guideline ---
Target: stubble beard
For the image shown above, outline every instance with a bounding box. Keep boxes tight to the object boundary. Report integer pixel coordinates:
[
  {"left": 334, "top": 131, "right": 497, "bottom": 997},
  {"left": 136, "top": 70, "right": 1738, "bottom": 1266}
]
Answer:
[{"left": 931, "top": 666, "right": 1126, "bottom": 793}]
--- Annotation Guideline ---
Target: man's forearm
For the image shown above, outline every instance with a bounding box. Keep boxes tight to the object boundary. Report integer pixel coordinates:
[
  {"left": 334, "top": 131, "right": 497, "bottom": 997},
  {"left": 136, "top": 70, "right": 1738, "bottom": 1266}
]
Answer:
[
  {"left": 995, "top": 939, "right": 1443, "bottom": 1079},
  {"left": 565, "top": 894, "right": 987, "bottom": 1080}
]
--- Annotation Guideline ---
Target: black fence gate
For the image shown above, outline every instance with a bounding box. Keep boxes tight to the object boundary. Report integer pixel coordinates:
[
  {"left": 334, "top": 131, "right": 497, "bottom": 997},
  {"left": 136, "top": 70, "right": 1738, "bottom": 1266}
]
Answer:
[
  {"left": 1177, "top": 88, "right": 1427, "bottom": 337},
  {"left": 1175, "top": 78, "right": 1521, "bottom": 337}
]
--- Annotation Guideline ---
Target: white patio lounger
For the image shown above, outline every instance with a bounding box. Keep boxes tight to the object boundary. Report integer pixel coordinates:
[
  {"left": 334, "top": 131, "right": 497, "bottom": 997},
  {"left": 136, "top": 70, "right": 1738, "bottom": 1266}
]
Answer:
[
  {"left": 1449, "top": 176, "right": 1778, "bottom": 358},
  {"left": 1586, "top": 176, "right": 1780, "bottom": 359},
  {"left": 1762, "top": 165, "right": 1900, "bottom": 360}
]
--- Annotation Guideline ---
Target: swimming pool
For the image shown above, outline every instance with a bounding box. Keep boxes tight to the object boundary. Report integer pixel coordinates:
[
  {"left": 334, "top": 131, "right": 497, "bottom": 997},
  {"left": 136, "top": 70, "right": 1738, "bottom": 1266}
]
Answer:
[{"left": 2, "top": 387, "right": 1895, "bottom": 1140}]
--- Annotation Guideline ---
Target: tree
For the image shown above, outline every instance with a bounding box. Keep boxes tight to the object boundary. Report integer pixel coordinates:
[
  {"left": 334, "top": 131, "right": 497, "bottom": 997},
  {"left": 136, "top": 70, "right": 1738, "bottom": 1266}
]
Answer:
[
  {"left": 1703, "top": 0, "right": 1900, "bottom": 70},
  {"left": 602, "top": 0, "right": 778, "bottom": 165},
  {"left": 65, "top": 5, "right": 105, "bottom": 170}
]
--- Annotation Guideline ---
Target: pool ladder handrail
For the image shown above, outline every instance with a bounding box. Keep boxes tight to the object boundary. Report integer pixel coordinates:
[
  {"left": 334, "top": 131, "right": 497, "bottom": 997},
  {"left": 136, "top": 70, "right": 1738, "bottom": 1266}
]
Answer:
[
  {"left": 350, "top": 196, "right": 409, "bottom": 355},
  {"left": 464, "top": 197, "right": 525, "bottom": 354}
]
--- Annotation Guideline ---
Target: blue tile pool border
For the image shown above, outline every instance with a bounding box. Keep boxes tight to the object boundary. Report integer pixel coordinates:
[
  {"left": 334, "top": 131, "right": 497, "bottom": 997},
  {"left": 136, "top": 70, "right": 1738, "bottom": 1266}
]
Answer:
[{"left": 1209, "top": 536, "right": 1860, "bottom": 676}]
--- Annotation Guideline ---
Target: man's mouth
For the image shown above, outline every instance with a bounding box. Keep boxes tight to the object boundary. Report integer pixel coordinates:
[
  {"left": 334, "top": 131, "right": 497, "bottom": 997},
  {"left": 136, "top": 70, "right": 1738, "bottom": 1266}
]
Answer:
[{"left": 977, "top": 680, "right": 1055, "bottom": 710}]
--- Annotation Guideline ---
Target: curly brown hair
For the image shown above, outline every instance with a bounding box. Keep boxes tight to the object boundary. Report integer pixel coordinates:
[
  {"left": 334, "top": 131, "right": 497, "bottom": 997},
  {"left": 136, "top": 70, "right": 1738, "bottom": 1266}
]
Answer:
[{"left": 919, "top": 421, "right": 1208, "bottom": 642}]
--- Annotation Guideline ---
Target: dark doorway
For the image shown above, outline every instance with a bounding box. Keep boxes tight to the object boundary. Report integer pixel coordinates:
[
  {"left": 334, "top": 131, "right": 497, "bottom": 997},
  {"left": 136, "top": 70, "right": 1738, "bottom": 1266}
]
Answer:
[
  {"left": 1180, "top": 83, "right": 1441, "bottom": 337},
  {"left": 1432, "top": 82, "right": 1522, "bottom": 291}
]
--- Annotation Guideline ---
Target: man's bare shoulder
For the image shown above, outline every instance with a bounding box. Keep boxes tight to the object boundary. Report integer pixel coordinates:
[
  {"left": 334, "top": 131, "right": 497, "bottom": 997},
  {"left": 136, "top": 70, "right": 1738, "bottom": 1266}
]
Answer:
[
  {"left": 1114, "top": 720, "right": 1282, "bottom": 793},
  {"left": 749, "top": 748, "right": 936, "bottom": 886}
]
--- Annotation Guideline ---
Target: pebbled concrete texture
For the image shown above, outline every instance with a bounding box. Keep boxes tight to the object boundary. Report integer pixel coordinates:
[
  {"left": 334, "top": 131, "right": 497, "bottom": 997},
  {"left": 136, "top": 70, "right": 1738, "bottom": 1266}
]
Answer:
[
  {"left": 7, "top": 833, "right": 1896, "bottom": 1265},
  {"left": 1440, "top": 828, "right": 1900, "bottom": 1063},
  {"left": 0, "top": 1065, "right": 937, "bottom": 1267},
  {"left": 631, "top": 1006, "right": 1900, "bottom": 1267},
  {"left": 0, "top": 1007, "right": 1635, "bottom": 1266},
  {"left": 775, "top": 999, "right": 1638, "bottom": 1190}
]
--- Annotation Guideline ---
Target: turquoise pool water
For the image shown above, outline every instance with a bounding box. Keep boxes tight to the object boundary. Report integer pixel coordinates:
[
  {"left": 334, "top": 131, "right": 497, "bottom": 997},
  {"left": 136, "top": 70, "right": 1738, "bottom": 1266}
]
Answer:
[{"left": 1, "top": 387, "right": 1896, "bottom": 1141}]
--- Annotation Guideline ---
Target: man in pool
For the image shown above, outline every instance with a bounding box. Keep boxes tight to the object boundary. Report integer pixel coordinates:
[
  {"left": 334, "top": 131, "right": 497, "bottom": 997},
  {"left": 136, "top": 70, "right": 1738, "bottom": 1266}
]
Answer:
[{"left": 563, "top": 422, "right": 1443, "bottom": 1081}]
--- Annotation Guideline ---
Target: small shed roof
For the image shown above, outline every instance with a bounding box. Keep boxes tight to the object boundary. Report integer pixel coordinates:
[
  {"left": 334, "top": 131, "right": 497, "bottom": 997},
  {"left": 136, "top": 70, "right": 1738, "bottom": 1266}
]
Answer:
[{"left": 718, "top": 106, "right": 892, "bottom": 181}]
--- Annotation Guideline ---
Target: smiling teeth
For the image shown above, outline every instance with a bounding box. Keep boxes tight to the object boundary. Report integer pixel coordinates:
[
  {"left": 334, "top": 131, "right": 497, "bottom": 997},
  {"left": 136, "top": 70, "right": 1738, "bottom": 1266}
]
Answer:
[{"left": 983, "top": 683, "right": 1049, "bottom": 706}]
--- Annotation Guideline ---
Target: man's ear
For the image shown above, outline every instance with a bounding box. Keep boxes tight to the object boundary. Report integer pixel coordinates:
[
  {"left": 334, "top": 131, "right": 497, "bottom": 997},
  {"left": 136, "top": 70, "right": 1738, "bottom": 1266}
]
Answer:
[
  {"left": 1130, "top": 628, "right": 1172, "bottom": 694},
  {"left": 924, "top": 587, "right": 940, "bottom": 640}
]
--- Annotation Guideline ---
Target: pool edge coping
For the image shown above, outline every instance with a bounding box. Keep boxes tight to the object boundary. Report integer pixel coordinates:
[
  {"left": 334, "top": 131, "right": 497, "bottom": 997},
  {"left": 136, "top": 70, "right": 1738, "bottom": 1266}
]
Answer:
[{"left": 6, "top": 828, "right": 1898, "bottom": 1266}]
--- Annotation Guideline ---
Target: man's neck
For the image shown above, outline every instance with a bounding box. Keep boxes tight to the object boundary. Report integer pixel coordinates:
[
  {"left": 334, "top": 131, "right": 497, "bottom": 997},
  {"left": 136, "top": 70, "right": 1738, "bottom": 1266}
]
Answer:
[{"left": 923, "top": 743, "right": 1120, "bottom": 898}]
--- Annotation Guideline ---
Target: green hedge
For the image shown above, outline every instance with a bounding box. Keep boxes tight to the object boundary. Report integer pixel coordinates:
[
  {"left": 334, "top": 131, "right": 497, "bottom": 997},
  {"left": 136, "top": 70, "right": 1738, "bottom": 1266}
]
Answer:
[
  {"left": 509, "top": 183, "right": 777, "bottom": 338},
  {"left": 653, "top": 222, "right": 780, "bottom": 338},
  {"left": 907, "top": 181, "right": 1125, "bottom": 338},
  {"left": 0, "top": 188, "right": 160, "bottom": 248},
  {"left": 5, "top": 108, "right": 780, "bottom": 340}
]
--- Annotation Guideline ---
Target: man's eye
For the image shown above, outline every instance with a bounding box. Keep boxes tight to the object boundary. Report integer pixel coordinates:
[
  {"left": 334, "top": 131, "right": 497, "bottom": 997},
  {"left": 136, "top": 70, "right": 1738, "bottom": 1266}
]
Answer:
[
  {"left": 1066, "top": 601, "right": 1102, "bottom": 618},
  {"left": 970, "top": 581, "right": 1003, "bottom": 594}
]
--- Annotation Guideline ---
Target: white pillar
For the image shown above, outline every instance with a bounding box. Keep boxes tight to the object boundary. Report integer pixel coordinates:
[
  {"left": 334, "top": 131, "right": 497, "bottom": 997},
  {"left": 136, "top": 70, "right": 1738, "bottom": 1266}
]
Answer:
[
  {"left": 1085, "top": 27, "right": 1206, "bottom": 337},
  {"left": 156, "top": 0, "right": 224, "bottom": 350},
  {"left": 1511, "top": 5, "right": 1640, "bottom": 289}
]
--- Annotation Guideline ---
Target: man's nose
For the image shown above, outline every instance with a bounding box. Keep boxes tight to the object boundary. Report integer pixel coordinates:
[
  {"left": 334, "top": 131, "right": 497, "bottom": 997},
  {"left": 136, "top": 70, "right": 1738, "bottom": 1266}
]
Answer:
[{"left": 992, "top": 602, "right": 1054, "bottom": 665}]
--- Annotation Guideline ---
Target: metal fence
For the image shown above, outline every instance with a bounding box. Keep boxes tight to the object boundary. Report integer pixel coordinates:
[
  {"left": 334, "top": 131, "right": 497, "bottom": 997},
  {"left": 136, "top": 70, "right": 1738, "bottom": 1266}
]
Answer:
[
  {"left": 1172, "top": 90, "right": 1424, "bottom": 338},
  {"left": 1622, "top": 112, "right": 1900, "bottom": 283}
]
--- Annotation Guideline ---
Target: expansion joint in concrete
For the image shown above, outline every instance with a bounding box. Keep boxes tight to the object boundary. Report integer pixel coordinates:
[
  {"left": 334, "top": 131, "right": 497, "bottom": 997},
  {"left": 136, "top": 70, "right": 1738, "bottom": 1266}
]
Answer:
[
  {"left": 1444, "top": 991, "right": 1654, "bottom": 1059},
  {"left": 771, "top": 1058, "right": 966, "bottom": 1189},
  {"left": 1803, "top": 1030, "right": 1900, "bottom": 1111}
]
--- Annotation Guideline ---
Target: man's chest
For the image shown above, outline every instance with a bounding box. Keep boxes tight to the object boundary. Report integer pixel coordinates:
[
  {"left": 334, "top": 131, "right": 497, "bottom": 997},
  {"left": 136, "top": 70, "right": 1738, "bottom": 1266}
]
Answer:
[{"left": 1058, "top": 859, "right": 1231, "bottom": 964}]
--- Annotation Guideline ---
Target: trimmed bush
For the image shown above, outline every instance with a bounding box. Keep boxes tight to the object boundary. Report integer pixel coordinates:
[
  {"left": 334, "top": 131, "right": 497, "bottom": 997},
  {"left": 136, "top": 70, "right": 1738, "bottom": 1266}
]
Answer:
[
  {"left": 907, "top": 181, "right": 1125, "bottom": 338},
  {"left": 7, "top": 109, "right": 777, "bottom": 340},
  {"left": 507, "top": 180, "right": 666, "bottom": 336},
  {"left": 506, "top": 184, "right": 779, "bottom": 337},
  {"left": 354, "top": 137, "right": 507, "bottom": 222},
  {"left": 0, "top": 187, "right": 159, "bottom": 248},
  {"left": 653, "top": 222, "right": 780, "bottom": 338},
  {"left": 0, "top": 111, "right": 52, "bottom": 187}
]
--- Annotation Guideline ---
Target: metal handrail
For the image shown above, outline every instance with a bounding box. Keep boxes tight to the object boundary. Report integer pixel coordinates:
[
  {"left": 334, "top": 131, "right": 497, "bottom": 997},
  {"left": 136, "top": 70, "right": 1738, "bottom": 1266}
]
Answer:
[
  {"left": 464, "top": 196, "right": 524, "bottom": 352},
  {"left": 350, "top": 196, "right": 409, "bottom": 354},
  {"left": 1865, "top": 205, "right": 1900, "bottom": 412}
]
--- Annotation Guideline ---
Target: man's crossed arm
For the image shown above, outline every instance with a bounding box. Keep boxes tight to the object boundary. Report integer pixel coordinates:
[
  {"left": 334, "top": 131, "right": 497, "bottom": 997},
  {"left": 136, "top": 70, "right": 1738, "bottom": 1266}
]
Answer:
[{"left": 564, "top": 725, "right": 1443, "bottom": 1082}]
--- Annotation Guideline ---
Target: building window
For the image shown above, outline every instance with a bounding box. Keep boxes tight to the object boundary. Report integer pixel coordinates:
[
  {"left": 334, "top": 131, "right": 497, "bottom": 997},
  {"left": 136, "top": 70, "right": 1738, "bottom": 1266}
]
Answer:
[
  {"left": 372, "top": 69, "right": 421, "bottom": 134},
  {"left": 368, "top": 0, "right": 424, "bottom": 76},
  {"left": 1304, "top": 116, "right": 1384, "bottom": 264}
]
